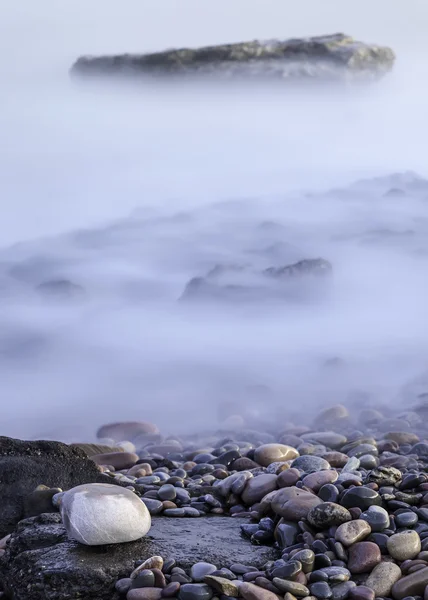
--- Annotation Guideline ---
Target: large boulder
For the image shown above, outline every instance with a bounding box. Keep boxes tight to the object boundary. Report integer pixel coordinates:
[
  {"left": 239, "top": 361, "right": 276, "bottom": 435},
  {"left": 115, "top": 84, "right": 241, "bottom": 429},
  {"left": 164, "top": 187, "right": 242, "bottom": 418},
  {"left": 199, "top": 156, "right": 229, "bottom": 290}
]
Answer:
[
  {"left": 71, "top": 33, "right": 395, "bottom": 82},
  {"left": 0, "top": 436, "right": 120, "bottom": 536},
  {"left": 0, "top": 513, "right": 278, "bottom": 600}
]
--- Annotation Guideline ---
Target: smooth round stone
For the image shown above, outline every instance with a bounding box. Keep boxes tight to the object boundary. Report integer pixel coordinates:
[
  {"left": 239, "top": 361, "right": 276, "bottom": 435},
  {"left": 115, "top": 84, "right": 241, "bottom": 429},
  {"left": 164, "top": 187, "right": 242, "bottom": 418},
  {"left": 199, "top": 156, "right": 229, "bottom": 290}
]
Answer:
[
  {"left": 396, "top": 512, "right": 419, "bottom": 528},
  {"left": 303, "top": 471, "right": 338, "bottom": 492},
  {"left": 116, "top": 578, "right": 132, "bottom": 595},
  {"left": 136, "top": 476, "right": 161, "bottom": 485},
  {"left": 348, "top": 585, "right": 375, "bottom": 600},
  {"left": 277, "top": 468, "right": 301, "bottom": 488},
  {"left": 331, "top": 581, "right": 356, "bottom": 600},
  {"left": 347, "top": 444, "right": 378, "bottom": 458},
  {"left": 322, "top": 452, "right": 348, "bottom": 468},
  {"left": 348, "top": 542, "right": 381, "bottom": 574},
  {"left": 309, "top": 582, "right": 332, "bottom": 599},
  {"left": 271, "top": 560, "right": 302, "bottom": 579},
  {"left": 365, "top": 562, "right": 402, "bottom": 597},
  {"left": 175, "top": 488, "right": 191, "bottom": 504},
  {"left": 241, "top": 474, "right": 278, "bottom": 506},
  {"left": 232, "top": 458, "right": 260, "bottom": 471},
  {"left": 162, "top": 583, "right": 181, "bottom": 598},
  {"left": 158, "top": 485, "right": 177, "bottom": 501},
  {"left": 300, "top": 432, "right": 347, "bottom": 449},
  {"left": 254, "top": 444, "right": 299, "bottom": 467},
  {"left": 387, "top": 531, "right": 422, "bottom": 561},
  {"left": 164, "top": 508, "right": 186, "bottom": 517},
  {"left": 341, "top": 487, "right": 382, "bottom": 510},
  {"left": 359, "top": 455, "right": 379, "bottom": 469},
  {"left": 60, "top": 483, "right": 151, "bottom": 545},
  {"left": 131, "top": 570, "right": 156, "bottom": 589},
  {"left": 97, "top": 421, "right": 159, "bottom": 440},
  {"left": 272, "top": 578, "right": 310, "bottom": 596},
  {"left": 271, "top": 486, "right": 322, "bottom": 520},
  {"left": 318, "top": 484, "right": 339, "bottom": 504},
  {"left": 240, "top": 582, "right": 282, "bottom": 600},
  {"left": 307, "top": 503, "right": 352, "bottom": 529},
  {"left": 391, "top": 567, "right": 428, "bottom": 600},
  {"left": 291, "top": 455, "right": 330, "bottom": 473},
  {"left": 190, "top": 563, "right": 217, "bottom": 582},
  {"left": 142, "top": 499, "right": 164, "bottom": 515},
  {"left": 232, "top": 473, "right": 254, "bottom": 496},
  {"left": 361, "top": 506, "right": 390, "bottom": 532},
  {"left": 335, "top": 520, "right": 372, "bottom": 546},
  {"left": 91, "top": 451, "right": 139, "bottom": 470},
  {"left": 179, "top": 584, "right": 213, "bottom": 600}
]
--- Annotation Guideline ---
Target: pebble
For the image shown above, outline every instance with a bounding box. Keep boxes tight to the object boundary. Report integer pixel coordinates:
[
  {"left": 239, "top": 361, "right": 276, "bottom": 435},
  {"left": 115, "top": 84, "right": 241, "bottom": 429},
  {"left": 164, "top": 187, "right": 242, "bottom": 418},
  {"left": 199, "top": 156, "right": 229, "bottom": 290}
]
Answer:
[
  {"left": 387, "top": 531, "right": 422, "bottom": 561},
  {"left": 158, "top": 485, "right": 177, "bottom": 501},
  {"left": 162, "top": 583, "right": 181, "bottom": 598},
  {"left": 91, "top": 451, "right": 139, "bottom": 470},
  {"left": 307, "top": 502, "right": 352, "bottom": 529},
  {"left": 360, "top": 506, "right": 390, "bottom": 532},
  {"left": 347, "top": 542, "right": 381, "bottom": 574},
  {"left": 143, "top": 499, "right": 164, "bottom": 515},
  {"left": 240, "top": 582, "right": 280, "bottom": 600},
  {"left": 241, "top": 475, "right": 278, "bottom": 506},
  {"left": 277, "top": 469, "right": 301, "bottom": 488},
  {"left": 341, "top": 487, "right": 382, "bottom": 510},
  {"left": 302, "top": 471, "right": 338, "bottom": 492},
  {"left": 203, "top": 576, "right": 239, "bottom": 597},
  {"left": 164, "top": 508, "right": 186, "bottom": 517},
  {"left": 291, "top": 455, "right": 331, "bottom": 473},
  {"left": 178, "top": 584, "right": 214, "bottom": 600},
  {"left": 190, "top": 563, "right": 218, "bottom": 582},
  {"left": 116, "top": 578, "right": 133, "bottom": 595},
  {"left": 300, "top": 432, "right": 347, "bottom": 449},
  {"left": 309, "top": 581, "right": 332, "bottom": 599},
  {"left": 271, "top": 487, "right": 322, "bottom": 520},
  {"left": 254, "top": 443, "right": 299, "bottom": 467},
  {"left": 60, "top": 483, "right": 151, "bottom": 545},
  {"left": 396, "top": 512, "right": 419, "bottom": 528},
  {"left": 131, "top": 557, "right": 164, "bottom": 579},
  {"left": 272, "top": 578, "right": 310, "bottom": 596},
  {"left": 335, "top": 520, "right": 372, "bottom": 546},
  {"left": 348, "top": 585, "right": 374, "bottom": 600},
  {"left": 365, "top": 562, "right": 402, "bottom": 597},
  {"left": 391, "top": 566, "right": 428, "bottom": 599},
  {"left": 131, "top": 570, "right": 156, "bottom": 589},
  {"left": 331, "top": 581, "right": 356, "bottom": 600}
]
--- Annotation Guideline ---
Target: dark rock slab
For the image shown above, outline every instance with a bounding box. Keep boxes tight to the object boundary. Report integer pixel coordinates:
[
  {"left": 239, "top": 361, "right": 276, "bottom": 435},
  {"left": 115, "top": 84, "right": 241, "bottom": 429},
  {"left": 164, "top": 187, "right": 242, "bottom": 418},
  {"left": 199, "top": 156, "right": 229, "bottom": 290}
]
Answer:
[
  {"left": 71, "top": 33, "right": 395, "bottom": 82},
  {"left": 0, "top": 513, "right": 278, "bottom": 600},
  {"left": 0, "top": 436, "right": 119, "bottom": 536}
]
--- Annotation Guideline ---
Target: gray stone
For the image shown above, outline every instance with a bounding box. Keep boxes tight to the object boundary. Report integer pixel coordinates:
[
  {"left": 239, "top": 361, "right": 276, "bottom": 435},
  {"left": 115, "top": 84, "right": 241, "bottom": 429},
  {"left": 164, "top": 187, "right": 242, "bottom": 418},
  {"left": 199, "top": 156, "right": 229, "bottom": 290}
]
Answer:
[
  {"left": 271, "top": 486, "right": 322, "bottom": 520},
  {"left": 179, "top": 584, "right": 213, "bottom": 600},
  {"left": 272, "top": 578, "right": 310, "bottom": 596},
  {"left": 387, "top": 530, "right": 421, "bottom": 561},
  {"left": 300, "top": 432, "right": 347, "bottom": 449},
  {"left": 391, "top": 566, "right": 428, "bottom": 600},
  {"left": 190, "top": 563, "right": 217, "bottom": 582},
  {"left": 365, "top": 562, "right": 402, "bottom": 597},
  {"left": 71, "top": 34, "right": 395, "bottom": 83},
  {"left": 360, "top": 506, "right": 390, "bottom": 532},
  {"left": 158, "top": 485, "right": 177, "bottom": 501},
  {"left": 291, "top": 455, "right": 330, "bottom": 473},
  {"left": 0, "top": 513, "right": 277, "bottom": 600}
]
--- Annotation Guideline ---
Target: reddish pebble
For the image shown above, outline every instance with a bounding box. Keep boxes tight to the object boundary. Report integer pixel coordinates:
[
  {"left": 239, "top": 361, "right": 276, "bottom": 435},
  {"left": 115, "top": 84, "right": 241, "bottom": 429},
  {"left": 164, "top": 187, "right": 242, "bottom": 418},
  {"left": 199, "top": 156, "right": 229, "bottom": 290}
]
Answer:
[
  {"left": 349, "top": 585, "right": 375, "bottom": 600},
  {"left": 348, "top": 542, "right": 381, "bottom": 574},
  {"left": 277, "top": 468, "right": 301, "bottom": 488},
  {"left": 161, "top": 582, "right": 180, "bottom": 598}
]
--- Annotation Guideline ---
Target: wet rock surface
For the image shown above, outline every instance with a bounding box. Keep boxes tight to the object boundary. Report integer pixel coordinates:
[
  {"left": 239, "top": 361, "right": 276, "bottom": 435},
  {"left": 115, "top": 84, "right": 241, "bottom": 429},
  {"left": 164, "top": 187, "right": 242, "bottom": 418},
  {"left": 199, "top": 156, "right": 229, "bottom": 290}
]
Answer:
[
  {"left": 0, "top": 514, "right": 277, "bottom": 600},
  {"left": 71, "top": 33, "right": 395, "bottom": 82}
]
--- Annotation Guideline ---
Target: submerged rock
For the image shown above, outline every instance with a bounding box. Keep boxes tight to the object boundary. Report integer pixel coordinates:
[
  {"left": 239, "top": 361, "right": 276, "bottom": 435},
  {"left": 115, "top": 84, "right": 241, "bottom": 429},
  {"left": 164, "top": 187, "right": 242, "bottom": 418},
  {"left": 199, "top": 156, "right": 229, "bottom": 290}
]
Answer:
[{"left": 71, "top": 33, "right": 395, "bottom": 82}]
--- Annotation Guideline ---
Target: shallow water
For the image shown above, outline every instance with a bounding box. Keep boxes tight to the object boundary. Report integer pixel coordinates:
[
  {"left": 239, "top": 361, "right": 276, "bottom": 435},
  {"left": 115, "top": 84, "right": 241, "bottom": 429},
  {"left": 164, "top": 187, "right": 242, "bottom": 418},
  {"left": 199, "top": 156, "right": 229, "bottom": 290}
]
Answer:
[{"left": 1, "top": 1, "right": 428, "bottom": 440}]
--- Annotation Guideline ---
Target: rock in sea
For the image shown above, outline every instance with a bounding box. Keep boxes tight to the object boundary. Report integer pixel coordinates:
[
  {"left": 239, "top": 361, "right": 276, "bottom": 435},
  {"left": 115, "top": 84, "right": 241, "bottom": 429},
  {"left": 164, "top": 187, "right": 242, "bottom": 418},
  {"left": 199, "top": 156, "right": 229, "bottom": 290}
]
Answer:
[
  {"left": 60, "top": 483, "right": 151, "bottom": 545},
  {"left": 71, "top": 34, "right": 395, "bottom": 83}
]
